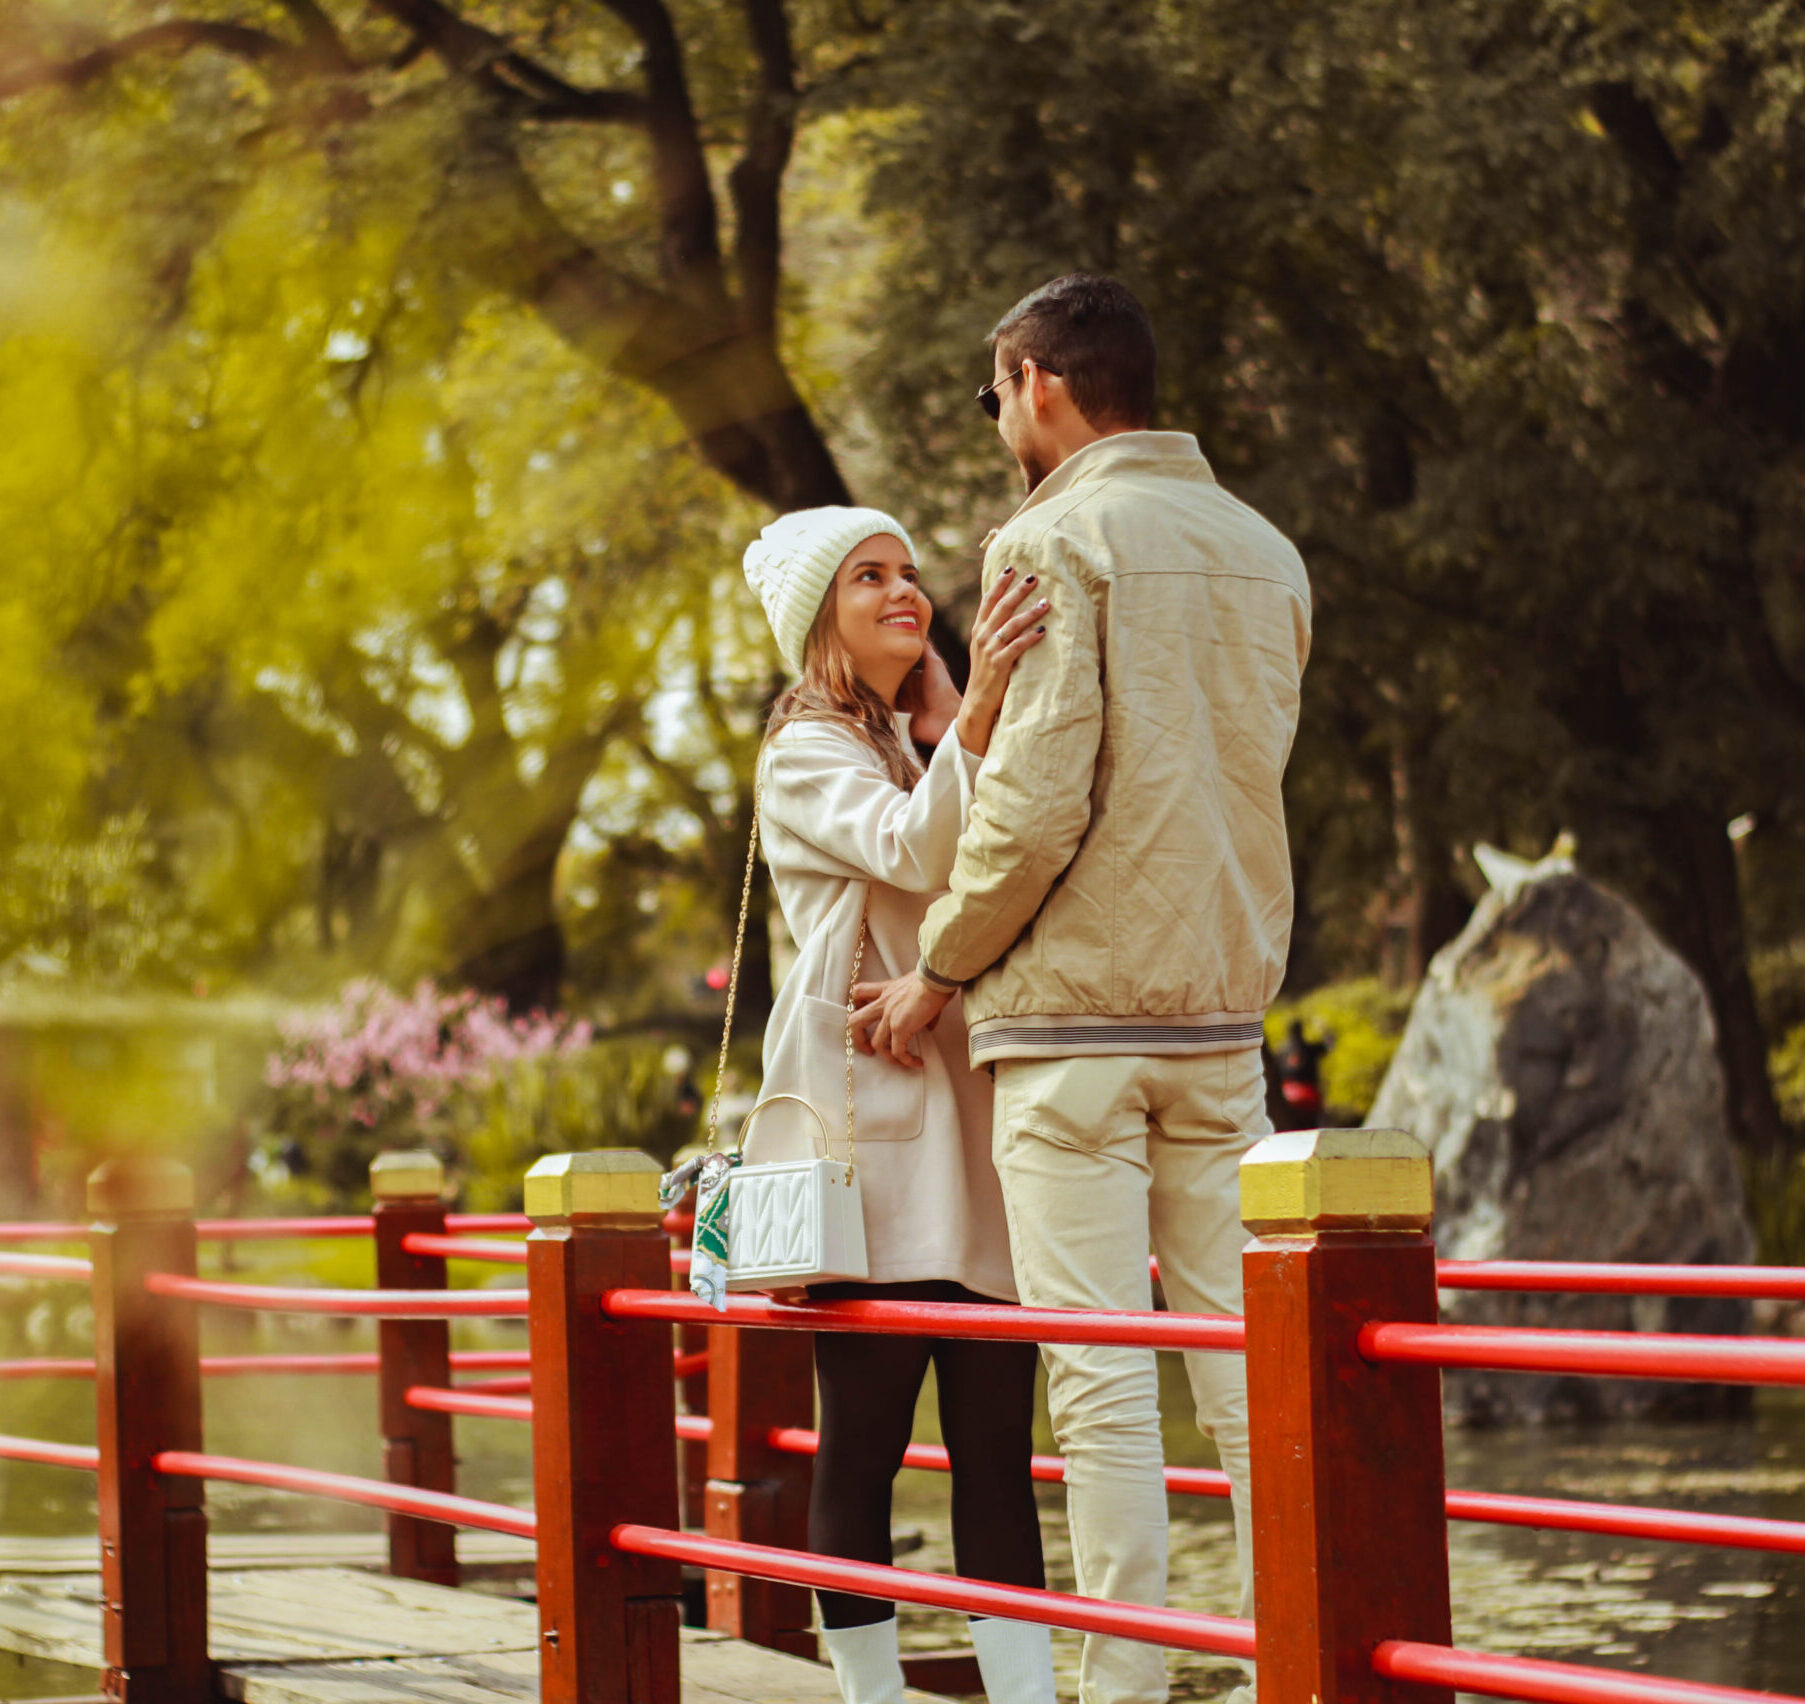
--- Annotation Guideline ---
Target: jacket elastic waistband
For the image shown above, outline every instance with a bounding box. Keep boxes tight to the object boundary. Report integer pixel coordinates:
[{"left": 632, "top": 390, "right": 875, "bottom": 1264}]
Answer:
[{"left": 968, "top": 1011, "right": 1266, "bottom": 1061}]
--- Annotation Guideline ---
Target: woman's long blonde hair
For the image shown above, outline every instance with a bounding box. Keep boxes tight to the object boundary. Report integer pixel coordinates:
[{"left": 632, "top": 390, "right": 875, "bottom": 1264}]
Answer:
[{"left": 763, "top": 576, "right": 926, "bottom": 791}]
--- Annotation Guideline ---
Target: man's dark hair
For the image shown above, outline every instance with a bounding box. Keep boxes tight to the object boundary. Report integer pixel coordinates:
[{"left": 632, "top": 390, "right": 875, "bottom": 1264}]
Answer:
[{"left": 988, "top": 274, "right": 1156, "bottom": 429}]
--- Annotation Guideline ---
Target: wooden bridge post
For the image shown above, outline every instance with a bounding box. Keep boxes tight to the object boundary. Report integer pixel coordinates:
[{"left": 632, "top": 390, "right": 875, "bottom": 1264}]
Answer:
[
  {"left": 704, "top": 1318, "right": 815, "bottom": 1658},
  {"left": 88, "top": 1155, "right": 210, "bottom": 1704},
  {"left": 371, "top": 1150, "right": 458, "bottom": 1587},
  {"left": 527, "top": 1151, "right": 682, "bottom": 1704},
  {"left": 1240, "top": 1129, "right": 1455, "bottom": 1704}
]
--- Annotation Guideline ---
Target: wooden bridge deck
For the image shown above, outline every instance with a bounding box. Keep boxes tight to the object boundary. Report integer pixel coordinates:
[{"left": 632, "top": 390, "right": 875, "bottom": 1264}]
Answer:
[{"left": 0, "top": 1556, "right": 952, "bottom": 1704}]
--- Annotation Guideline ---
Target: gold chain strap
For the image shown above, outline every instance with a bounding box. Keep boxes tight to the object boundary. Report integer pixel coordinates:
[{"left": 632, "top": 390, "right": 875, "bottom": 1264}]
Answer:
[
  {"left": 706, "top": 770, "right": 864, "bottom": 1182},
  {"left": 704, "top": 775, "right": 765, "bottom": 1156},
  {"left": 842, "top": 909, "right": 866, "bottom": 1184}
]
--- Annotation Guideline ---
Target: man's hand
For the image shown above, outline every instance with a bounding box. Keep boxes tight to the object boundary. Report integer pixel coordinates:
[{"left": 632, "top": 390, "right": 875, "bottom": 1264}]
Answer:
[{"left": 849, "top": 971, "right": 954, "bottom": 1069}]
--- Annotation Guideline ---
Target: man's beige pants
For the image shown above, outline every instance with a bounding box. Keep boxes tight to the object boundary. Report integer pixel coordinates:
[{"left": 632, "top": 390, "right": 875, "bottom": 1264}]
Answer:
[{"left": 993, "top": 1048, "right": 1268, "bottom": 1704}]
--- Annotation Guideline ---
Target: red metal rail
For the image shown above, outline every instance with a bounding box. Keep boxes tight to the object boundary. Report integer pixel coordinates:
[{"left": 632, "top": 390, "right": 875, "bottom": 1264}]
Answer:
[
  {"left": 457, "top": 1373, "right": 534, "bottom": 1394},
  {"left": 401, "top": 1233, "right": 527, "bottom": 1264},
  {"left": 407, "top": 1385, "right": 533, "bottom": 1422},
  {"left": 0, "top": 1433, "right": 100, "bottom": 1471},
  {"left": 1442, "top": 1488, "right": 1805, "bottom": 1556},
  {"left": 605, "top": 1289, "right": 1247, "bottom": 1352},
  {"left": 0, "top": 1251, "right": 91, "bottom": 1281},
  {"left": 1373, "top": 1639, "right": 1804, "bottom": 1704},
  {"left": 49, "top": 1373, "right": 1803, "bottom": 1562},
  {"left": 1434, "top": 1260, "right": 1805, "bottom": 1300},
  {"left": 142, "top": 1272, "right": 529, "bottom": 1317},
  {"left": 0, "top": 1217, "right": 375, "bottom": 1243},
  {"left": 0, "top": 1349, "right": 533, "bottom": 1381},
  {"left": 1361, "top": 1321, "right": 1805, "bottom": 1386},
  {"left": 0, "top": 1209, "right": 685, "bottom": 1243},
  {"left": 611, "top": 1525, "right": 1256, "bottom": 1658},
  {"left": 151, "top": 1450, "right": 537, "bottom": 1539},
  {"left": 1150, "top": 1253, "right": 1805, "bottom": 1301},
  {"left": 0, "top": 1208, "right": 1784, "bottom": 1293},
  {"left": 738, "top": 1420, "right": 1805, "bottom": 1559}
]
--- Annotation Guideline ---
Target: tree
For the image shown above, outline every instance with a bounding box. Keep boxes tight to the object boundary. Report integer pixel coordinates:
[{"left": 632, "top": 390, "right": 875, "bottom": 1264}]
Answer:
[
  {"left": 1, "top": 0, "right": 857, "bottom": 511},
  {"left": 847, "top": 0, "right": 1805, "bottom": 1158},
  {"left": 0, "top": 0, "right": 872, "bottom": 1010},
  {"left": 0, "top": 102, "right": 776, "bottom": 1008}
]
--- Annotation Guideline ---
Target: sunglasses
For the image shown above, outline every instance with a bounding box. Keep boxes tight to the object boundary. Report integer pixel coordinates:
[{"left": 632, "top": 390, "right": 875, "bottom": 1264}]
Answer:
[{"left": 976, "top": 361, "right": 1061, "bottom": 421}]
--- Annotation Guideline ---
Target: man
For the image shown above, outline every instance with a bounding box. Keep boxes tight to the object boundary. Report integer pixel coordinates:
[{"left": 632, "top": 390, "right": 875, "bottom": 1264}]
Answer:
[{"left": 854, "top": 274, "right": 1311, "bottom": 1704}]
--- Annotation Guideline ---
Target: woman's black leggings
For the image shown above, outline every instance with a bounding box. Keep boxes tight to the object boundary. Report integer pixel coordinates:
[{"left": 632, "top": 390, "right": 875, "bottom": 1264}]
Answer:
[{"left": 809, "top": 1279, "right": 1045, "bottom": 1629}]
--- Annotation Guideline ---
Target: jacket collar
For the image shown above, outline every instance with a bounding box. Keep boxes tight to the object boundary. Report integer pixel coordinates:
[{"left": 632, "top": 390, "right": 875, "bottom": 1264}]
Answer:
[{"left": 1003, "top": 430, "right": 1215, "bottom": 528}]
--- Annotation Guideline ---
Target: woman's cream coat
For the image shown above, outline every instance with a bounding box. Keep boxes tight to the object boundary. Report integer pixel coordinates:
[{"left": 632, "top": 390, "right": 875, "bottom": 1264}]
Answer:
[{"left": 752, "top": 714, "right": 1017, "bottom": 1300}]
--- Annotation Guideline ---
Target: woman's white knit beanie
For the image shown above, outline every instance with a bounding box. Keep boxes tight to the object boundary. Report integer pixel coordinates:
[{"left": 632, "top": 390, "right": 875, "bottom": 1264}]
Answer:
[{"left": 742, "top": 506, "right": 917, "bottom": 673}]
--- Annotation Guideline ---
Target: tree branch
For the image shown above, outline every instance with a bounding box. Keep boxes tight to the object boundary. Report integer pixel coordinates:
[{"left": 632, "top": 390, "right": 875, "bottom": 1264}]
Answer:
[
  {"left": 493, "top": 59, "right": 649, "bottom": 125},
  {"left": 271, "top": 0, "right": 354, "bottom": 72},
  {"left": 629, "top": 729, "right": 726, "bottom": 834},
  {"left": 597, "top": 0, "right": 727, "bottom": 298},
  {"left": 1586, "top": 81, "right": 1681, "bottom": 194},
  {"left": 0, "top": 22, "right": 285, "bottom": 101},
  {"left": 360, "top": 0, "right": 649, "bottom": 125},
  {"left": 729, "top": 0, "right": 798, "bottom": 337},
  {"left": 1586, "top": 80, "right": 1727, "bottom": 332},
  {"left": 1717, "top": 519, "right": 1805, "bottom": 737}
]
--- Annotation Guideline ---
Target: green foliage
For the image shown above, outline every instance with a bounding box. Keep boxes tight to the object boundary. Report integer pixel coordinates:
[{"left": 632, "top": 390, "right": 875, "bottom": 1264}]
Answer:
[
  {"left": 3, "top": 0, "right": 1802, "bottom": 1183},
  {"left": 1769, "top": 1015, "right": 1805, "bottom": 1260},
  {"left": 1740, "top": 1146, "right": 1805, "bottom": 1268},
  {"left": 848, "top": 0, "right": 1805, "bottom": 1153},
  {"left": 0, "top": 74, "right": 776, "bottom": 1008},
  {"left": 1267, "top": 977, "right": 1416, "bottom": 1124},
  {"left": 0, "top": 812, "right": 217, "bottom": 985},
  {"left": 1774, "top": 1023, "right": 1805, "bottom": 1134},
  {"left": 259, "top": 1029, "right": 697, "bottom": 1213},
  {"left": 1753, "top": 944, "right": 1805, "bottom": 1044},
  {"left": 458, "top": 1041, "right": 700, "bottom": 1211},
  {"left": 256, "top": 977, "right": 709, "bottom": 1206},
  {"left": 0, "top": 0, "right": 828, "bottom": 1016}
]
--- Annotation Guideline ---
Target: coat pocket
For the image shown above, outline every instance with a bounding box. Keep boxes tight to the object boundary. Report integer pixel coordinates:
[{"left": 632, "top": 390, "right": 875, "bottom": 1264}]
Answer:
[{"left": 799, "top": 995, "right": 926, "bottom": 1144}]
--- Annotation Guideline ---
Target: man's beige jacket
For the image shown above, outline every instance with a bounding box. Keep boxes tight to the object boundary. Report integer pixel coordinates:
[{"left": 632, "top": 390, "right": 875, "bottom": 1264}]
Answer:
[{"left": 918, "top": 431, "right": 1312, "bottom": 1064}]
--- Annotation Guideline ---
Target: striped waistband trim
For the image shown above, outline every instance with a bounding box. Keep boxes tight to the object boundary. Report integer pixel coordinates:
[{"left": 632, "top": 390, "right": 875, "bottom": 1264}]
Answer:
[{"left": 968, "top": 1013, "right": 1266, "bottom": 1059}]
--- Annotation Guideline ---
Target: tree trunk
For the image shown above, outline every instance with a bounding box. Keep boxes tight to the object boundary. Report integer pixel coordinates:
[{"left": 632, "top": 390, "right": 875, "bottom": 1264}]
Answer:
[
  {"left": 452, "top": 848, "right": 566, "bottom": 1015},
  {"left": 1385, "top": 725, "right": 1468, "bottom": 986},
  {"left": 1651, "top": 804, "right": 1794, "bottom": 1160}
]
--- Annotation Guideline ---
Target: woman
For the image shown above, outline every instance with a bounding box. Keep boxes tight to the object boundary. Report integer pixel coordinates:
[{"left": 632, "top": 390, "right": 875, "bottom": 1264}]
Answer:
[{"left": 741, "top": 506, "right": 1054, "bottom": 1704}]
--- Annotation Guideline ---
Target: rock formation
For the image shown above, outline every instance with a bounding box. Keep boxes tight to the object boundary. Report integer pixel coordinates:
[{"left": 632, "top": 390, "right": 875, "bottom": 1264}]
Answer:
[{"left": 1368, "top": 849, "right": 1755, "bottom": 1423}]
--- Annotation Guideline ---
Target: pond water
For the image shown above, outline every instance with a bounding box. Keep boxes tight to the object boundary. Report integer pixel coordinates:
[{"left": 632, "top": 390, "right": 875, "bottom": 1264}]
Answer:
[{"left": 3, "top": 1272, "right": 1802, "bottom": 1702}]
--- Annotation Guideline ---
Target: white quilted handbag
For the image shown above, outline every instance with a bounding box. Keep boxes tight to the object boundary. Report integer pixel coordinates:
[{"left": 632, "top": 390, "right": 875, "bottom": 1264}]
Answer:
[
  {"left": 724, "top": 1094, "right": 868, "bottom": 1289},
  {"left": 702, "top": 776, "right": 870, "bottom": 1292}
]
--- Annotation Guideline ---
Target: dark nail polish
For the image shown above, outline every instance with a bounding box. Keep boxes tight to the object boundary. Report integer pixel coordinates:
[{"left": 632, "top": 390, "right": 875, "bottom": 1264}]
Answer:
[
  {"left": 1025, "top": 575, "right": 1037, "bottom": 585},
  {"left": 1037, "top": 624, "right": 1046, "bottom": 633},
  {"left": 1002, "top": 565, "right": 1014, "bottom": 576}
]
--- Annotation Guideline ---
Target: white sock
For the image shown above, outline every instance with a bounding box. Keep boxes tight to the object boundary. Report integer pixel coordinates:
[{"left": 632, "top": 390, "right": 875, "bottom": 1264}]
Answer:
[
  {"left": 969, "top": 1615, "right": 1057, "bottom": 1704},
  {"left": 821, "top": 1618, "right": 908, "bottom": 1704}
]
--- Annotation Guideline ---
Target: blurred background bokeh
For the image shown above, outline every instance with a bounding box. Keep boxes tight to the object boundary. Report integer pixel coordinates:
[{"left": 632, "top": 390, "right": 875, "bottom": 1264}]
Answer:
[{"left": 0, "top": 0, "right": 1801, "bottom": 1240}]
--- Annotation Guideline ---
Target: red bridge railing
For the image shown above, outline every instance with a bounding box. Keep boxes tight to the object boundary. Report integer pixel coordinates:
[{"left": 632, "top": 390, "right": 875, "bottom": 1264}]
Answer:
[{"left": 2, "top": 1135, "right": 1804, "bottom": 1704}]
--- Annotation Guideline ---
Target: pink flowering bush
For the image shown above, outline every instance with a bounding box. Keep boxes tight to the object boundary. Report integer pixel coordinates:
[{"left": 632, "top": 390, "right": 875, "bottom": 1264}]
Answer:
[{"left": 262, "top": 979, "right": 602, "bottom": 1204}]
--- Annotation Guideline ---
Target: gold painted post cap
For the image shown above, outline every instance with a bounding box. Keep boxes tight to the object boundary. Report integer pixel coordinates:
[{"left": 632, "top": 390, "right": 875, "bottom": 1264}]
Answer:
[
  {"left": 1240, "top": 1129, "right": 1433, "bottom": 1237},
  {"left": 88, "top": 1155, "right": 195, "bottom": 1219},
  {"left": 525, "top": 1150, "right": 664, "bottom": 1226},
  {"left": 370, "top": 1150, "right": 446, "bottom": 1201}
]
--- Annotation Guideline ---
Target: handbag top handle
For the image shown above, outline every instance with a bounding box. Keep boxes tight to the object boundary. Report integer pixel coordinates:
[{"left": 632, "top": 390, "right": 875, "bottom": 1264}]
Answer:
[{"left": 706, "top": 768, "right": 867, "bottom": 1183}]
